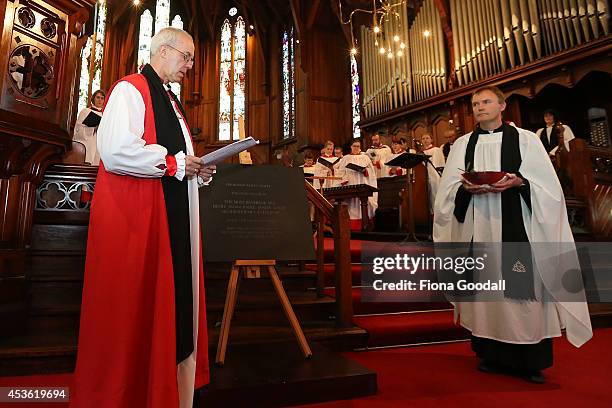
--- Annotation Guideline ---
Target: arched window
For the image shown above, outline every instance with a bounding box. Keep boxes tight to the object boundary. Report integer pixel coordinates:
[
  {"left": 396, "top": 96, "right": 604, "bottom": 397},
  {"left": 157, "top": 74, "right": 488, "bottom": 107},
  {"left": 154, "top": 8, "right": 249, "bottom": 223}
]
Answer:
[
  {"left": 137, "top": 2, "right": 185, "bottom": 99},
  {"left": 218, "top": 11, "right": 247, "bottom": 141},
  {"left": 137, "top": 9, "right": 153, "bottom": 69},
  {"left": 78, "top": 1, "right": 107, "bottom": 113},
  {"left": 169, "top": 15, "right": 184, "bottom": 99},
  {"left": 350, "top": 54, "right": 361, "bottom": 138},
  {"left": 281, "top": 28, "right": 296, "bottom": 140},
  {"left": 155, "top": 0, "right": 170, "bottom": 30}
]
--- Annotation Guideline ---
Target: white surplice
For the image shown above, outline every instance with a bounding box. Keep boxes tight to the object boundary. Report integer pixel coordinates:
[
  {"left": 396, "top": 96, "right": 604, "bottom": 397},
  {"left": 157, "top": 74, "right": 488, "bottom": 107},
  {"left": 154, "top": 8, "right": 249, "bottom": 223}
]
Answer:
[
  {"left": 423, "top": 145, "right": 445, "bottom": 212},
  {"left": 73, "top": 107, "right": 103, "bottom": 165},
  {"left": 384, "top": 152, "right": 408, "bottom": 177},
  {"left": 338, "top": 153, "right": 378, "bottom": 220},
  {"left": 433, "top": 127, "right": 592, "bottom": 348},
  {"left": 365, "top": 145, "right": 393, "bottom": 179},
  {"left": 535, "top": 124, "right": 576, "bottom": 155}
]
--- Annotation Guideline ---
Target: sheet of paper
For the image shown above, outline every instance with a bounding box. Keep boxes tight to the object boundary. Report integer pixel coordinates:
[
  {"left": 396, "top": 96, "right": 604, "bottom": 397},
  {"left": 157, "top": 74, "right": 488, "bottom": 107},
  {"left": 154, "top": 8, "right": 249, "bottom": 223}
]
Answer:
[{"left": 200, "top": 137, "right": 259, "bottom": 166}]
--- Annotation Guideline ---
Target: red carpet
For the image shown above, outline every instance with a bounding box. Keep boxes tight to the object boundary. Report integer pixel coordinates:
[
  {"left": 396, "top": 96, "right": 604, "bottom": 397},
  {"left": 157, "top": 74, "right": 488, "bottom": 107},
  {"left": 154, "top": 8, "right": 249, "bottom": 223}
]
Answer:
[
  {"left": 321, "top": 237, "right": 366, "bottom": 263},
  {"left": 295, "top": 328, "right": 612, "bottom": 408},
  {"left": 3, "top": 329, "right": 610, "bottom": 408},
  {"left": 354, "top": 311, "right": 469, "bottom": 347}
]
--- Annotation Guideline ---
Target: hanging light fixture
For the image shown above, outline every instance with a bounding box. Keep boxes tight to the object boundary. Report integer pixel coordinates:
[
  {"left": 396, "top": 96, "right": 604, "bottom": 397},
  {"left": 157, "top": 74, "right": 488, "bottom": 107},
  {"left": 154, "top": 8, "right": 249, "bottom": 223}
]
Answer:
[{"left": 336, "top": 0, "right": 408, "bottom": 58}]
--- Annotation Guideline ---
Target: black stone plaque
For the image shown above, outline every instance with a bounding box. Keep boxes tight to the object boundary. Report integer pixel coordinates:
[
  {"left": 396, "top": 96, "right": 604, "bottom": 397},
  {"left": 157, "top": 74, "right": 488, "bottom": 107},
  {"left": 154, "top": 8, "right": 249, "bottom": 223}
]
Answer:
[{"left": 200, "top": 164, "right": 315, "bottom": 261}]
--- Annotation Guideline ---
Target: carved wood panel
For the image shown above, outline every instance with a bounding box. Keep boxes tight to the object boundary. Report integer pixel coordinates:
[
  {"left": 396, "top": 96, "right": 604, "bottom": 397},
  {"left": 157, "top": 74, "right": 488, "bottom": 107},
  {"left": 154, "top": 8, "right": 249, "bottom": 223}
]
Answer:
[{"left": 2, "top": 0, "right": 66, "bottom": 118}]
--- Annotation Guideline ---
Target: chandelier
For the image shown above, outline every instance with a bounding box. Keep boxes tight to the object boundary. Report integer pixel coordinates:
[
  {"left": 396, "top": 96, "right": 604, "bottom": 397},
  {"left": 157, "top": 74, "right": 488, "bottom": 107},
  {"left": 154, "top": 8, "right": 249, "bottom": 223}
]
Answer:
[{"left": 340, "top": 0, "right": 407, "bottom": 59}]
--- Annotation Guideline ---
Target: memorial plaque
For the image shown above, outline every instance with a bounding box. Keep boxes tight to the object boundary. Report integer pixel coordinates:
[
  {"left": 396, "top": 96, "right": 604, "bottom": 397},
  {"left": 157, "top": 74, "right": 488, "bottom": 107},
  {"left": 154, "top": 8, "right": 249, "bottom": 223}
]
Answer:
[{"left": 200, "top": 164, "right": 315, "bottom": 261}]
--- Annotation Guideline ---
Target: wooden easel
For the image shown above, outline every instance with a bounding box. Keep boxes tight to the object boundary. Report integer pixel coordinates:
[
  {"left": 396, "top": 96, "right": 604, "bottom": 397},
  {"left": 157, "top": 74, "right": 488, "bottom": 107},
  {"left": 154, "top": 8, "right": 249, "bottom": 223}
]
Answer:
[{"left": 215, "top": 259, "right": 313, "bottom": 366}]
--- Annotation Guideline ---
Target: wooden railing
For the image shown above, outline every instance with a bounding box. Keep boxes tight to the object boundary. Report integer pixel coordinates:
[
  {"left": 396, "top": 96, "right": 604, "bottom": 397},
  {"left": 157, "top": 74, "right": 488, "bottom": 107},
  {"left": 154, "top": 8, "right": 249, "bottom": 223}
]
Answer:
[
  {"left": 588, "top": 145, "right": 612, "bottom": 238},
  {"left": 304, "top": 181, "right": 354, "bottom": 327},
  {"left": 562, "top": 140, "right": 612, "bottom": 239}
]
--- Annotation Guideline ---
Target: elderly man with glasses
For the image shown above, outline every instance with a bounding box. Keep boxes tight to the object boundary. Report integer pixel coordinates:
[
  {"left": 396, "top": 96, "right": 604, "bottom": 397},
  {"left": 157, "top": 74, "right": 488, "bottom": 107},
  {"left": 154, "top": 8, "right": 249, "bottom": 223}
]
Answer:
[{"left": 72, "top": 27, "right": 212, "bottom": 408}]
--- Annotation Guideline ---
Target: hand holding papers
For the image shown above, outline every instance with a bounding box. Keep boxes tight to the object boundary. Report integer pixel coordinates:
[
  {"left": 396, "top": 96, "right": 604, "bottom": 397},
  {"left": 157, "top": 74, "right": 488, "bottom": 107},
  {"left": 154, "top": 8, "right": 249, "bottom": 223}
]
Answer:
[{"left": 200, "top": 137, "right": 259, "bottom": 166}]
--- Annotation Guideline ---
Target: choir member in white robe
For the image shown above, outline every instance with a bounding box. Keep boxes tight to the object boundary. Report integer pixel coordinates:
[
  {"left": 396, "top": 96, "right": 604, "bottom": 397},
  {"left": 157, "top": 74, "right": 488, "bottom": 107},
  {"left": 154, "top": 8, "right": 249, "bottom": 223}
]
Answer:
[
  {"left": 535, "top": 109, "right": 576, "bottom": 156},
  {"left": 315, "top": 140, "right": 340, "bottom": 189},
  {"left": 73, "top": 90, "right": 105, "bottom": 165},
  {"left": 365, "top": 133, "right": 393, "bottom": 179},
  {"left": 441, "top": 128, "right": 458, "bottom": 159},
  {"left": 338, "top": 139, "right": 378, "bottom": 220},
  {"left": 434, "top": 86, "right": 592, "bottom": 384},
  {"left": 300, "top": 153, "right": 317, "bottom": 181},
  {"left": 421, "top": 133, "right": 445, "bottom": 213},
  {"left": 385, "top": 139, "right": 411, "bottom": 177}
]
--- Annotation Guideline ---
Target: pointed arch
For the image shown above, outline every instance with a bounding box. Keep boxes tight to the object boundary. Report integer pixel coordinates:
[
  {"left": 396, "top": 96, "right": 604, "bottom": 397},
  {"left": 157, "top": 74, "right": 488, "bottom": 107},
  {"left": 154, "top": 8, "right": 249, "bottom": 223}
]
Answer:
[{"left": 218, "top": 13, "right": 248, "bottom": 141}]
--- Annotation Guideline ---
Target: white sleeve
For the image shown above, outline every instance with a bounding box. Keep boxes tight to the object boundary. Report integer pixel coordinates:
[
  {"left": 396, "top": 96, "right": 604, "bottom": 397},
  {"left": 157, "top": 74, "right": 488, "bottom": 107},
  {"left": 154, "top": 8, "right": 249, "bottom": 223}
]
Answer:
[
  {"left": 73, "top": 108, "right": 89, "bottom": 142},
  {"left": 564, "top": 125, "right": 576, "bottom": 152},
  {"left": 433, "top": 147, "right": 446, "bottom": 167},
  {"left": 97, "top": 81, "right": 168, "bottom": 178}
]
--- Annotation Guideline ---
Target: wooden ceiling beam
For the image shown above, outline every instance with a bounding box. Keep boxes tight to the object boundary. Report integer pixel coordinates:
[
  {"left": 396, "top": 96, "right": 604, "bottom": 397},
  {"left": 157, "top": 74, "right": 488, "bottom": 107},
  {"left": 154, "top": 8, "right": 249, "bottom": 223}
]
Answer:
[
  {"left": 194, "top": 2, "right": 214, "bottom": 40},
  {"left": 329, "top": 0, "right": 353, "bottom": 47},
  {"left": 306, "top": 0, "right": 321, "bottom": 30},
  {"left": 110, "top": 1, "right": 136, "bottom": 26},
  {"left": 289, "top": 0, "right": 304, "bottom": 40}
]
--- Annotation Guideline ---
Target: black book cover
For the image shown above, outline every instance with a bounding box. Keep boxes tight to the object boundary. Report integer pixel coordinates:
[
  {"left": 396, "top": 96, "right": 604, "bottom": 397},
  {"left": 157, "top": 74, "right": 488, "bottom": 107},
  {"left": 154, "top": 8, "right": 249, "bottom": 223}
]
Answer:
[{"left": 82, "top": 111, "right": 102, "bottom": 127}]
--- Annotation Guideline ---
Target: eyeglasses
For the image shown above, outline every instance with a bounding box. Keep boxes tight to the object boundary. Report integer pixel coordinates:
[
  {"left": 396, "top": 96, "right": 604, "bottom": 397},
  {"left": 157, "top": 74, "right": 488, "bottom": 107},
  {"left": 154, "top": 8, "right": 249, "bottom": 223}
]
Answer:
[{"left": 165, "top": 45, "right": 194, "bottom": 63}]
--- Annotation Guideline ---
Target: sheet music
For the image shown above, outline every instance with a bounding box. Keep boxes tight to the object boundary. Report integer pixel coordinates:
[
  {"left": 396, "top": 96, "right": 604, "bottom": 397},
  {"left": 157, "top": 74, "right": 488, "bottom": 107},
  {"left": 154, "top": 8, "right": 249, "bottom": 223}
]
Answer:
[{"left": 200, "top": 137, "right": 259, "bottom": 166}]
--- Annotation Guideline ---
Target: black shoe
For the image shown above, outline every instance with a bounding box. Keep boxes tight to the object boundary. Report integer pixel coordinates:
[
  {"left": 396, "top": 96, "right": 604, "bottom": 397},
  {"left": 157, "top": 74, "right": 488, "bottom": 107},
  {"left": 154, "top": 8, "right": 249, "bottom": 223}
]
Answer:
[
  {"left": 477, "top": 360, "right": 502, "bottom": 374},
  {"left": 523, "top": 370, "right": 545, "bottom": 384}
]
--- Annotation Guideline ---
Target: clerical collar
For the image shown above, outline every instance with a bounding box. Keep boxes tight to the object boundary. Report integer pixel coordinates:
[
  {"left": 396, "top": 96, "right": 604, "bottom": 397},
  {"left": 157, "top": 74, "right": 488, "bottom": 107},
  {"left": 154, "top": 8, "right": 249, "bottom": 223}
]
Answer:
[
  {"left": 424, "top": 144, "right": 433, "bottom": 150},
  {"left": 350, "top": 152, "right": 361, "bottom": 155},
  {"left": 474, "top": 123, "right": 504, "bottom": 135},
  {"left": 90, "top": 106, "right": 102, "bottom": 112},
  {"left": 321, "top": 154, "right": 334, "bottom": 158}
]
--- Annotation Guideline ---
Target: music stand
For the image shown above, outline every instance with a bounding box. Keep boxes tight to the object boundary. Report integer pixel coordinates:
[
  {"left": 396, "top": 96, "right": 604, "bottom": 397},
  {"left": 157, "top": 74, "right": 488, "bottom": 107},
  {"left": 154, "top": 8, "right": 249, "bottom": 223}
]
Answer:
[{"left": 386, "top": 152, "right": 431, "bottom": 240}]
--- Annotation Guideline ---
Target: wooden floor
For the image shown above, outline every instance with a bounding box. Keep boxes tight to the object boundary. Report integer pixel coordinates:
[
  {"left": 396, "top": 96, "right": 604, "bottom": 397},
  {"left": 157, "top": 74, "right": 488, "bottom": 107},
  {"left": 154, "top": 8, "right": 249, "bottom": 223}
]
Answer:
[{"left": 199, "top": 342, "right": 377, "bottom": 407}]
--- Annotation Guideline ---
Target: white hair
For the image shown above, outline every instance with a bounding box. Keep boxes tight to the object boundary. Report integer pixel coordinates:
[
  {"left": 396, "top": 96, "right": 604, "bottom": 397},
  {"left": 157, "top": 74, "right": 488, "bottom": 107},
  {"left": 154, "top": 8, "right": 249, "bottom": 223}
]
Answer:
[{"left": 150, "top": 27, "right": 192, "bottom": 56}]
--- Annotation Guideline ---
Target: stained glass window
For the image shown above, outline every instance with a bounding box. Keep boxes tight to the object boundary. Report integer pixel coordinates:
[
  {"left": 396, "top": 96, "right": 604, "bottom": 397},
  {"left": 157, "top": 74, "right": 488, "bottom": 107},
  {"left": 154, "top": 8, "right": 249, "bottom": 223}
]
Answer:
[
  {"left": 155, "top": 0, "right": 170, "bottom": 31},
  {"left": 169, "top": 15, "right": 184, "bottom": 100},
  {"left": 218, "top": 19, "right": 232, "bottom": 140},
  {"left": 218, "top": 15, "right": 247, "bottom": 141},
  {"left": 171, "top": 15, "right": 183, "bottom": 29},
  {"left": 137, "top": 9, "right": 153, "bottom": 70},
  {"left": 138, "top": 2, "right": 185, "bottom": 99},
  {"left": 350, "top": 54, "right": 361, "bottom": 138},
  {"left": 282, "top": 28, "right": 295, "bottom": 139},
  {"left": 77, "top": 1, "right": 107, "bottom": 113}
]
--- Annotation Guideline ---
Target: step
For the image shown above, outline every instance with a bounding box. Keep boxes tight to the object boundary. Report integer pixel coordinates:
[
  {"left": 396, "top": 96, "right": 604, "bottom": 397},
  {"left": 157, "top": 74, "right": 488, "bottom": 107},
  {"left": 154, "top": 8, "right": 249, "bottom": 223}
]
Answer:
[
  {"left": 0, "top": 330, "right": 77, "bottom": 376},
  {"left": 206, "top": 290, "right": 337, "bottom": 325},
  {"left": 323, "top": 286, "right": 452, "bottom": 315},
  {"left": 354, "top": 310, "right": 470, "bottom": 348},
  {"left": 0, "top": 323, "right": 368, "bottom": 376},
  {"left": 200, "top": 342, "right": 376, "bottom": 407},
  {"left": 30, "top": 225, "right": 88, "bottom": 252},
  {"left": 207, "top": 321, "right": 368, "bottom": 351}
]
